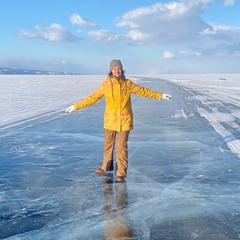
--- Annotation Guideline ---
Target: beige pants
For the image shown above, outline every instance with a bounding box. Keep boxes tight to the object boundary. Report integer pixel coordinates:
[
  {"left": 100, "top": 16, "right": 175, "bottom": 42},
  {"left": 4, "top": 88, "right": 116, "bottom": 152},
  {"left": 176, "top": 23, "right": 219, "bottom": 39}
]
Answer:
[{"left": 101, "top": 129, "right": 130, "bottom": 177}]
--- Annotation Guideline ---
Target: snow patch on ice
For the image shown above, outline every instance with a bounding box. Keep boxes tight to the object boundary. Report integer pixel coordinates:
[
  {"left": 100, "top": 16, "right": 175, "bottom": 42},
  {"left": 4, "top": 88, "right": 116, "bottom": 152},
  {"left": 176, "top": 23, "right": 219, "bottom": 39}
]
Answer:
[{"left": 172, "top": 109, "right": 188, "bottom": 121}]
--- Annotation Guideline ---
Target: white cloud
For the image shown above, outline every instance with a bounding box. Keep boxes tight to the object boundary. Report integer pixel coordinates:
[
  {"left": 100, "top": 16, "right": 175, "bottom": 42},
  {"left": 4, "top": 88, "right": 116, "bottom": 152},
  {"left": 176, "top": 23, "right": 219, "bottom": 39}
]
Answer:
[
  {"left": 18, "top": 23, "right": 80, "bottom": 43},
  {"left": 198, "top": 23, "right": 240, "bottom": 57},
  {"left": 126, "top": 30, "right": 149, "bottom": 41},
  {"left": 88, "top": 29, "right": 120, "bottom": 41},
  {"left": 163, "top": 50, "right": 201, "bottom": 59},
  {"left": 224, "top": 0, "right": 235, "bottom": 6},
  {"left": 116, "top": 1, "right": 211, "bottom": 45},
  {"left": 202, "top": 24, "right": 240, "bottom": 36},
  {"left": 176, "top": 50, "right": 202, "bottom": 57},
  {"left": 70, "top": 14, "right": 96, "bottom": 27},
  {"left": 163, "top": 51, "right": 175, "bottom": 58}
]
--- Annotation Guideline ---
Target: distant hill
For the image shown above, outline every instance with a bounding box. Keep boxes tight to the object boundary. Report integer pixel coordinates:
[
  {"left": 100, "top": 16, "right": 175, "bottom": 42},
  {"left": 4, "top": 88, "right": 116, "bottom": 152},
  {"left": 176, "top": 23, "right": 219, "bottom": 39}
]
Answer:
[{"left": 0, "top": 67, "right": 81, "bottom": 75}]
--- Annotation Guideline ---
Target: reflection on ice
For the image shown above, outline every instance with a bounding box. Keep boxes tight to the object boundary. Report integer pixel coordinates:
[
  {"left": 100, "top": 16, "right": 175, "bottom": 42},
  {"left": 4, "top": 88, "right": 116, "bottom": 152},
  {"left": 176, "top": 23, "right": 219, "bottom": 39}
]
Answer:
[{"left": 102, "top": 173, "right": 134, "bottom": 239}]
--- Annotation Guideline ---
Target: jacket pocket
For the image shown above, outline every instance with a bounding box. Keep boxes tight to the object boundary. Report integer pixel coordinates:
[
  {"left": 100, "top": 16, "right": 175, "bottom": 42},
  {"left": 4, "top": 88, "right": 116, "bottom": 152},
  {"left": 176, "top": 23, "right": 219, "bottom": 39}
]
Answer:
[
  {"left": 121, "top": 111, "right": 133, "bottom": 129},
  {"left": 104, "top": 112, "right": 117, "bottom": 130}
]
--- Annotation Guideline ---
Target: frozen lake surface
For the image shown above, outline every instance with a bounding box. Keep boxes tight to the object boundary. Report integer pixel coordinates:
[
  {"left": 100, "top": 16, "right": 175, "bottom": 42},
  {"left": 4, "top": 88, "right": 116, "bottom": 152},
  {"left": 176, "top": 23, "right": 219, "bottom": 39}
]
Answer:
[{"left": 0, "top": 74, "right": 240, "bottom": 239}]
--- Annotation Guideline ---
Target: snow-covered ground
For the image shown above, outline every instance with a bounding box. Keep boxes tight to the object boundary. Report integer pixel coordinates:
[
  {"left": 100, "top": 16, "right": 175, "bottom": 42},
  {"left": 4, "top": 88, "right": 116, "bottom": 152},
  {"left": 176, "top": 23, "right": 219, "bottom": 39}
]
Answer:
[
  {"left": 0, "top": 74, "right": 240, "bottom": 239},
  {"left": 162, "top": 74, "right": 240, "bottom": 159},
  {"left": 0, "top": 75, "right": 103, "bottom": 132}
]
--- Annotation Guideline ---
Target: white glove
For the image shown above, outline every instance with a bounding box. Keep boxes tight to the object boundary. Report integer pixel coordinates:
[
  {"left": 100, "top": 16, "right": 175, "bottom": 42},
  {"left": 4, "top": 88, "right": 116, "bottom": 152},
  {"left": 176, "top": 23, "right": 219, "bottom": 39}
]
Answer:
[
  {"left": 65, "top": 105, "right": 76, "bottom": 113},
  {"left": 162, "top": 94, "right": 171, "bottom": 100}
]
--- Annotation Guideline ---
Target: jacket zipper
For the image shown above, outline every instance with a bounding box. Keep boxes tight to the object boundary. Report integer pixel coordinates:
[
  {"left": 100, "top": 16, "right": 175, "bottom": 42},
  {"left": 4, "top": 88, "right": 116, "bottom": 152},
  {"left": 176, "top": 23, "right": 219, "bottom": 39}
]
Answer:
[{"left": 119, "top": 81, "right": 123, "bottom": 132}]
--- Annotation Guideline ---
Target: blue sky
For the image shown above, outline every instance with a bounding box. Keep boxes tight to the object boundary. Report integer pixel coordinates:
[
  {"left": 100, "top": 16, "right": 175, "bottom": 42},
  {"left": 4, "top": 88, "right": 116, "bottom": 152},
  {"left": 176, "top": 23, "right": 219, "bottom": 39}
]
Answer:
[{"left": 0, "top": 0, "right": 239, "bottom": 74}]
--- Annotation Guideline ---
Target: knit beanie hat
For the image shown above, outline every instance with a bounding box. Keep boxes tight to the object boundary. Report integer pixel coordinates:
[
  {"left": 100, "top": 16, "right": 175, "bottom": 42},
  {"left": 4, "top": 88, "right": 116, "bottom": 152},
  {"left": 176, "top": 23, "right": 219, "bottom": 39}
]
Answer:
[{"left": 109, "top": 59, "right": 123, "bottom": 71}]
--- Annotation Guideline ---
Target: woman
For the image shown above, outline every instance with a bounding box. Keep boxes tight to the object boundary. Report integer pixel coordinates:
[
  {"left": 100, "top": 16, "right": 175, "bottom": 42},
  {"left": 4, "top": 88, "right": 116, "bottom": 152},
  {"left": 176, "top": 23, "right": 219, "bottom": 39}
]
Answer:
[{"left": 65, "top": 59, "right": 171, "bottom": 182}]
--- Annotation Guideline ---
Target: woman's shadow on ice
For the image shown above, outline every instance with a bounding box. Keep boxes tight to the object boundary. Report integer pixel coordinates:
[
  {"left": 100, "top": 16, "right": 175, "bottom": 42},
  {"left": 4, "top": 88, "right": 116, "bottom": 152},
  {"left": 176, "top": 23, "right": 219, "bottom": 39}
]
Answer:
[{"left": 102, "top": 173, "right": 134, "bottom": 239}]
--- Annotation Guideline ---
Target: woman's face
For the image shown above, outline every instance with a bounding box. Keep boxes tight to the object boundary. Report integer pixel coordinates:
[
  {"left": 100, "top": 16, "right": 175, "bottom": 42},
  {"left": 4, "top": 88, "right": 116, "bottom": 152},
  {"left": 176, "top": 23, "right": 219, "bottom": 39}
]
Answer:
[{"left": 112, "top": 67, "right": 122, "bottom": 77}]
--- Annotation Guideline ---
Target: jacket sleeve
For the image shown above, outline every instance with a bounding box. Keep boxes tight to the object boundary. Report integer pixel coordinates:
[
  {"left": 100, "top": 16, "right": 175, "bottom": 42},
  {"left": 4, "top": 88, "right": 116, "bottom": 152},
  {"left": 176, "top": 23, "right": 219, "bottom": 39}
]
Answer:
[
  {"left": 74, "top": 82, "right": 105, "bottom": 110},
  {"left": 128, "top": 80, "right": 162, "bottom": 100}
]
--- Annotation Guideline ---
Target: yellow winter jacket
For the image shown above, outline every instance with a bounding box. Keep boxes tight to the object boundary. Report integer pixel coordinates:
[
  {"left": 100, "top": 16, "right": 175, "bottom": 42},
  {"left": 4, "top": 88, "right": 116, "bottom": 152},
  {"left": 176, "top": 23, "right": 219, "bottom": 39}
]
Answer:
[{"left": 74, "top": 76, "right": 162, "bottom": 132}]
